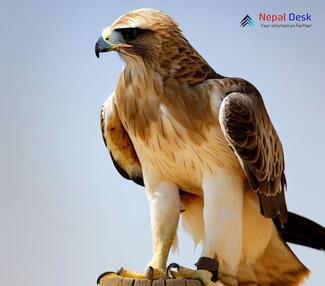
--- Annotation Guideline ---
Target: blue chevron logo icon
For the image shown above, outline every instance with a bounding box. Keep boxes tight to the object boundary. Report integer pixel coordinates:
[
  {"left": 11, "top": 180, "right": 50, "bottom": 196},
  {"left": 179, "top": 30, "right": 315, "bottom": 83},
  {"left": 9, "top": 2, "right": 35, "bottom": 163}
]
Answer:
[{"left": 241, "top": 15, "right": 254, "bottom": 27}]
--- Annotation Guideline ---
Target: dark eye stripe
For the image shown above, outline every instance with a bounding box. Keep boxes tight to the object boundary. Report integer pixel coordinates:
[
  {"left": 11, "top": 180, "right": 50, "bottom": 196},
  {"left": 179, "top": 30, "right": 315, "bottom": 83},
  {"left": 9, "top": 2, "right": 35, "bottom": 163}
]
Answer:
[{"left": 115, "top": 28, "right": 146, "bottom": 42}]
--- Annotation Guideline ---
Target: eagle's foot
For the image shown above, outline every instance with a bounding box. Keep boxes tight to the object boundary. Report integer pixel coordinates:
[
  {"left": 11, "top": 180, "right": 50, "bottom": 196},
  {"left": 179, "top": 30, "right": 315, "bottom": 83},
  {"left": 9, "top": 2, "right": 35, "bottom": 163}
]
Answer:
[
  {"left": 97, "top": 266, "right": 166, "bottom": 285},
  {"left": 167, "top": 257, "right": 221, "bottom": 286},
  {"left": 97, "top": 271, "right": 120, "bottom": 286},
  {"left": 118, "top": 266, "right": 165, "bottom": 280}
]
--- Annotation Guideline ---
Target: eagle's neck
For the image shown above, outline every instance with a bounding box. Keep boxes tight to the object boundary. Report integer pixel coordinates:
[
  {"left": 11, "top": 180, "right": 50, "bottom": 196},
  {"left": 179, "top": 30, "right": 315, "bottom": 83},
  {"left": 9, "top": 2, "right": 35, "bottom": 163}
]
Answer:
[
  {"left": 115, "top": 59, "right": 216, "bottom": 144},
  {"left": 120, "top": 37, "right": 223, "bottom": 87},
  {"left": 114, "top": 63, "right": 161, "bottom": 140},
  {"left": 157, "top": 41, "right": 223, "bottom": 86}
]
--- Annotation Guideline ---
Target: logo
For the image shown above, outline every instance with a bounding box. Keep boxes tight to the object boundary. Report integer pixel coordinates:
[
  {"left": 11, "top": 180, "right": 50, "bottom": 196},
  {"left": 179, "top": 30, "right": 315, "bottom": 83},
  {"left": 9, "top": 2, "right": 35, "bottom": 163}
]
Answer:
[
  {"left": 240, "top": 15, "right": 254, "bottom": 27},
  {"left": 259, "top": 13, "right": 311, "bottom": 22},
  {"left": 240, "top": 13, "right": 312, "bottom": 29}
]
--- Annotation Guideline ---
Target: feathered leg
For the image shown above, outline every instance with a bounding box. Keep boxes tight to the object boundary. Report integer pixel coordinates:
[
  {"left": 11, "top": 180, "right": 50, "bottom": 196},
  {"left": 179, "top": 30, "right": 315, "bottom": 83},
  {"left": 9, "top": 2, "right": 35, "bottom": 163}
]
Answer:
[
  {"left": 145, "top": 175, "right": 180, "bottom": 275},
  {"left": 170, "top": 174, "right": 244, "bottom": 286},
  {"left": 203, "top": 175, "right": 244, "bottom": 285},
  {"left": 98, "top": 173, "right": 180, "bottom": 284}
]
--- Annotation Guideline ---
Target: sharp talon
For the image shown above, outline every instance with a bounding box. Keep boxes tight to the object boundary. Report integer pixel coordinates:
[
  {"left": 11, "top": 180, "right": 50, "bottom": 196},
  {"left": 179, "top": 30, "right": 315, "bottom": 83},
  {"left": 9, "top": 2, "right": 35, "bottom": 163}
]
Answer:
[
  {"left": 97, "top": 271, "right": 115, "bottom": 285},
  {"left": 167, "top": 263, "right": 180, "bottom": 277},
  {"left": 146, "top": 266, "right": 154, "bottom": 280},
  {"left": 116, "top": 267, "right": 124, "bottom": 276}
]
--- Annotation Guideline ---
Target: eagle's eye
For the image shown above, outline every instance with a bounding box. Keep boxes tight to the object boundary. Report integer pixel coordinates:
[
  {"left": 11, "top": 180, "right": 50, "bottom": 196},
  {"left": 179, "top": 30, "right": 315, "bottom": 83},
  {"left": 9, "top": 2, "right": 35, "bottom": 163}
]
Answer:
[{"left": 119, "top": 28, "right": 140, "bottom": 42}]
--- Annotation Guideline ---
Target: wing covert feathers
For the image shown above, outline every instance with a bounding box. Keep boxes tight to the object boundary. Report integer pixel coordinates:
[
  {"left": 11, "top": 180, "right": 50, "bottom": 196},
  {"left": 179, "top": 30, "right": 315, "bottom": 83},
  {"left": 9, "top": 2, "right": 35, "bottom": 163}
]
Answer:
[
  {"left": 100, "top": 93, "right": 144, "bottom": 186},
  {"left": 219, "top": 79, "right": 288, "bottom": 225}
]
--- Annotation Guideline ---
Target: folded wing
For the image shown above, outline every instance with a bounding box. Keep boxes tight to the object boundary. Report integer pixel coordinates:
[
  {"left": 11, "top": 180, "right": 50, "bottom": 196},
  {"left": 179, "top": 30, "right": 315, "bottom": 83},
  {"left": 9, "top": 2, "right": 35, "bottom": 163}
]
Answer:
[
  {"left": 100, "top": 92, "right": 144, "bottom": 186},
  {"left": 218, "top": 79, "right": 287, "bottom": 225}
]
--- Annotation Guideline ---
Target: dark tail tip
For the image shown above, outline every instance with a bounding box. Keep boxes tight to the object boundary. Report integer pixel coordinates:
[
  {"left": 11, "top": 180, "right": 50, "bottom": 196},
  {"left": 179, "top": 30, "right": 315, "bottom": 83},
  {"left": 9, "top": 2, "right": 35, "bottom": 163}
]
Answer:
[{"left": 274, "top": 211, "right": 325, "bottom": 251}]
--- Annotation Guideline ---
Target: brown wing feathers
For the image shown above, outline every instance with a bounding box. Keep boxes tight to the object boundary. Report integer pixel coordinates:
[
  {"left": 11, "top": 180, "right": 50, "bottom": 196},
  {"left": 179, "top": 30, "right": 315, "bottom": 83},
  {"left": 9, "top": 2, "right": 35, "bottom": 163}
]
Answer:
[
  {"left": 219, "top": 81, "right": 288, "bottom": 225},
  {"left": 100, "top": 95, "right": 144, "bottom": 187}
]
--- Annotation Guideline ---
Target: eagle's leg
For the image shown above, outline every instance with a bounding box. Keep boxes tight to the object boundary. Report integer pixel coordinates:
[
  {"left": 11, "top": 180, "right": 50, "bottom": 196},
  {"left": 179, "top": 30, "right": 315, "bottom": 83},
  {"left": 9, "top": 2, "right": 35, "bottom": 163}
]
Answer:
[
  {"left": 168, "top": 175, "right": 243, "bottom": 286},
  {"left": 145, "top": 177, "right": 180, "bottom": 277},
  {"left": 202, "top": 175, "right": 243, "bottom": 285},
  {"left": 98, "top": 177, "right": 180, "bottom": 285}
]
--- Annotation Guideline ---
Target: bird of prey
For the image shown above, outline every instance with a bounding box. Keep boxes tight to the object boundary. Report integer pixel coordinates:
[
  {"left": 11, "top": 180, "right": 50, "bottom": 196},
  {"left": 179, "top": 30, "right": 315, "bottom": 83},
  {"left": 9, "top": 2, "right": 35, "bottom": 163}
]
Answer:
[{"left": 95, "top": 9, "right": 325, "bottom": 286}]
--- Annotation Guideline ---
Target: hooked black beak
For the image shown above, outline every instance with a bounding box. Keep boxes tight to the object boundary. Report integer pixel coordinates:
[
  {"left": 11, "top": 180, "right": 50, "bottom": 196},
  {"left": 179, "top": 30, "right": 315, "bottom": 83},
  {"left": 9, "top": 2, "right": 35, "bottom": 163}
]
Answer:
[{"left": 95, "top": 37, "right": 113, "bottom": 58}]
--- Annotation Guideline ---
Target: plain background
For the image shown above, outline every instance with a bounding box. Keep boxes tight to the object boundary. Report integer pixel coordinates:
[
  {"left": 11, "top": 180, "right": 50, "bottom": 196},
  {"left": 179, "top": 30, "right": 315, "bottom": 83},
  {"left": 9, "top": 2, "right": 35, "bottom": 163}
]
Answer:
[{"left": 0, "top": 1, "right": 324, "bottom": 286}]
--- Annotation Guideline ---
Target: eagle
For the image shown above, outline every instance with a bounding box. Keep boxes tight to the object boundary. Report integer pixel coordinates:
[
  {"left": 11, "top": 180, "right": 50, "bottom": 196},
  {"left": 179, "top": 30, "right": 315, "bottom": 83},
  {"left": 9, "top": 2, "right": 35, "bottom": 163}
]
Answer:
[{"left": 95, "top": 9, "right": 325, "bottom": 286}]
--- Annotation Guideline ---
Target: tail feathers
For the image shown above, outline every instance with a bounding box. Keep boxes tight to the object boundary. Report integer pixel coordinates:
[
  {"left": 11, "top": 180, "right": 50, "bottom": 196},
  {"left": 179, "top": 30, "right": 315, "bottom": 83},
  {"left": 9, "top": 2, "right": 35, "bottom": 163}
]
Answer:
[
  {"left": 274, "top": 211, "right": 325, "bottom": 251},
  {"left": 237, "top": 225, "right": 309, "bottom": 286}
]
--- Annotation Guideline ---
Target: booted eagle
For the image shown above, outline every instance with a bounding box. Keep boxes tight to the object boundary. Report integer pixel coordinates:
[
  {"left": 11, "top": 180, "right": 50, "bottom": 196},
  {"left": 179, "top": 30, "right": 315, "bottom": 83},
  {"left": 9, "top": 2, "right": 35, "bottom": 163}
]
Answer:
[{"left": 95, "top": 8, "right": 325, "bottom": 286}]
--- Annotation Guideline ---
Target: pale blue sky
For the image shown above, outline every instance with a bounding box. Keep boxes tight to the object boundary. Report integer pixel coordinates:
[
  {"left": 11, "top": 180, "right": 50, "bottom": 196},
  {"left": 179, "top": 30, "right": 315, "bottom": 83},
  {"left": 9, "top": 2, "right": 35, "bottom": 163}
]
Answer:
[{"left": 0, "top": 1, "right": 324, "bottom": 286}]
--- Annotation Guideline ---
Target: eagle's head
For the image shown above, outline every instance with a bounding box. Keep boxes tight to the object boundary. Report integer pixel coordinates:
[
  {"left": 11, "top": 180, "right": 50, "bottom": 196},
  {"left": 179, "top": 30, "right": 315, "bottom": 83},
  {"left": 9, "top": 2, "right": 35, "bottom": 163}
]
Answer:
[
  {"left": 95, "top": 9, "right": 218, "bottom": 84},
  {"left": 95, "top": 9, "right": 186, "bottom": 66}
]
